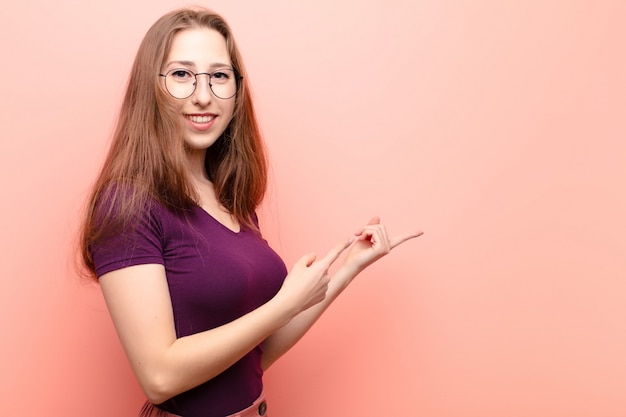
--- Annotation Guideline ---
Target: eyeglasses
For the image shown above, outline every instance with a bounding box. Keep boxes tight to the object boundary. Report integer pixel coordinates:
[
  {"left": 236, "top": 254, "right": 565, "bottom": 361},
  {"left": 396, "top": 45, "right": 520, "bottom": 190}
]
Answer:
[{"left": 159, "top": 68, "right": 241, "bottom": 100}]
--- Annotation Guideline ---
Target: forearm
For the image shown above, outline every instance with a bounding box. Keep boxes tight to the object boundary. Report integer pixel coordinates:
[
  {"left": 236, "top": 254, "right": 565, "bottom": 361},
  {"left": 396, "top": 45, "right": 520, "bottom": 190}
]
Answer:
[
  {"left": 130, "top": 295, "right": 295, "bottom": 404},
  {"left": 261, "top": 263, "right": 361, "bottom": 370}
]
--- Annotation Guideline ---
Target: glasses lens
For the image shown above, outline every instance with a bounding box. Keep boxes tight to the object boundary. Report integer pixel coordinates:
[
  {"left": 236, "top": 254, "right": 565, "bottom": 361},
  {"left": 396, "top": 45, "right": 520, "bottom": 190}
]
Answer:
[
  {"left": 164, "top": 69, "right": 196, "bottom": 99},
  {"left": 209, "top": 69, "right": 237, "bottom": 99}
]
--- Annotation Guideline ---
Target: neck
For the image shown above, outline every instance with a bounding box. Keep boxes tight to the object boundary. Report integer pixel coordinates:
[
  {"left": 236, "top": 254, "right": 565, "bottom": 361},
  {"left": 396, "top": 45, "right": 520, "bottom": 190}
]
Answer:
[
  {"left": 185, "top": 147, "right": 210, "bottom": 187},
  {"left": 184, "top": 148, "right": 235, "bottom": 225}
]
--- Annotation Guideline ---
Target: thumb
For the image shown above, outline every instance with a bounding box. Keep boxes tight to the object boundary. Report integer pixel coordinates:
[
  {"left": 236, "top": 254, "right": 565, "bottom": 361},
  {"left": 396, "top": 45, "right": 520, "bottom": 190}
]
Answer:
[
  {"left": 355, "top": 216, "right": 381, "bottom": 236},
  {"left": 367, "top": 216, "right": 380, "bottom": 225},
  {"left": 295, "top": 252, "right": 317, "bottom": 268}
]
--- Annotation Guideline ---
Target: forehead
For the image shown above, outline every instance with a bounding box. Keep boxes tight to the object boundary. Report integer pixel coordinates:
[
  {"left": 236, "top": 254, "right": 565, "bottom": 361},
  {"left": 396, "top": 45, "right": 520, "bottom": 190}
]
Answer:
[{"left": 165, "top": 27, "right": 231, "bottom": 68}]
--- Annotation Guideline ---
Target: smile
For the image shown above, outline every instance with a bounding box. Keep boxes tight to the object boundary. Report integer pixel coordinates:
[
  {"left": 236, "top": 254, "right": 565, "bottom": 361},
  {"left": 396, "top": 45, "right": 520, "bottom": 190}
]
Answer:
[{"left": 185, "top": 114, "right": 215, "bottom": 123}]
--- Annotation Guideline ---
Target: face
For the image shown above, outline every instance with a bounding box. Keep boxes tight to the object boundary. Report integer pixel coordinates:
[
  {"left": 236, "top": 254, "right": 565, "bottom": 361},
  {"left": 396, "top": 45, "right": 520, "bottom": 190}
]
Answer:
[{"left": 162, "top": 28, "right": 236, "bottom": 151}]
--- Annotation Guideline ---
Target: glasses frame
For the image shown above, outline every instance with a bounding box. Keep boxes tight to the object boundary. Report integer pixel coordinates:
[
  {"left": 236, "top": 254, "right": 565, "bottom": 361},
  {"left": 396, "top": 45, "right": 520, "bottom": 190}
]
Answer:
[{"left": 159, "top": 67, "right": 243, "bottom": 100}]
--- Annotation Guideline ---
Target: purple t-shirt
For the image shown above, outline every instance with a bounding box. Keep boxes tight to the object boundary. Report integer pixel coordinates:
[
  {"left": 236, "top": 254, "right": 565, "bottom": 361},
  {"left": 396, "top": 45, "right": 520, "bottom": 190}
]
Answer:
[{"left": 91, "top": 197, "right": 287, "bottom": 416}]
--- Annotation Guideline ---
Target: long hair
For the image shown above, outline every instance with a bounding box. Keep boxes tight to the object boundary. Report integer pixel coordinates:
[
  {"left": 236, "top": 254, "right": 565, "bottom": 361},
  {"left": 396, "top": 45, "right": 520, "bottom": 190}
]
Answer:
[{"left": 79, "top": 7, "right": 267, "bottom": 276}]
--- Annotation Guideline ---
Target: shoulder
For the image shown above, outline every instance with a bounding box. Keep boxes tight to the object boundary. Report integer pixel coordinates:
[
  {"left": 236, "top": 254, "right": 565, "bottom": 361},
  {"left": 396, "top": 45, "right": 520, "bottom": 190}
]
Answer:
[
  {"left": 89, "top": 182, "right": 178, "bottom": 256},
  {"left": 90, "top": 185, "right": 173, "bottom": 278},
  {"left": 93, "top": 182, "right": 171, "bottom": 223}
]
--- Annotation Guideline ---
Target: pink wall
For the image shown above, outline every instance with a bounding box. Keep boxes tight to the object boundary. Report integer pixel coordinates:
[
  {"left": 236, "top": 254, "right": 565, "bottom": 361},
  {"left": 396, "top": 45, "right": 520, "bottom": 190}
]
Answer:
[{"left": 1, "top": 1, "right": 625, "bottom": 415}]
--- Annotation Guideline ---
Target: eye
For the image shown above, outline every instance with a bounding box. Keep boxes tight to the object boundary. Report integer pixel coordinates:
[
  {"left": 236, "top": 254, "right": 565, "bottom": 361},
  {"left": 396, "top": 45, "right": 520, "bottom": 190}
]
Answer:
[
  {"left": 169, "top": 69, "right": 194, "bottom": 82},
  {"left": 211, "top": 70, "right": 232, "bottom": 83}
]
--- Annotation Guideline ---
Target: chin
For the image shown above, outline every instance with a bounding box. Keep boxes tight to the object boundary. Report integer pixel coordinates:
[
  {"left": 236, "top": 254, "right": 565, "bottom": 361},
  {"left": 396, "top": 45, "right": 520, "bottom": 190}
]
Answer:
[{"left": 184, "top": 133, "right": 222, "bottom": 150}]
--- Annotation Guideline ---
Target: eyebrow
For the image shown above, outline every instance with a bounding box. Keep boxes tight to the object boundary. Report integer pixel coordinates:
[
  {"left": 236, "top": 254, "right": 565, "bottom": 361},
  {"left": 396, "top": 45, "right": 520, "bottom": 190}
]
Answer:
[{"left": 165, "top": 60, "right": 233, "bottom": 69}]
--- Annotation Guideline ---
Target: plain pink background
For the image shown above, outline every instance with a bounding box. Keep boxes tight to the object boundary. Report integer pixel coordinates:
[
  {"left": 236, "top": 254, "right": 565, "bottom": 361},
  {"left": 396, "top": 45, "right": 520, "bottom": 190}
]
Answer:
[{"left": 1, "top": 1, "right": 625, "bottom": 416}]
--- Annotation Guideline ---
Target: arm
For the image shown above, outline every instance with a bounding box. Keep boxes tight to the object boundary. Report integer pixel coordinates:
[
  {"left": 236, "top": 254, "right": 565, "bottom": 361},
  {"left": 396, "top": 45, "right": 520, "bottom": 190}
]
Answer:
[
  {"left": 99, "top": 242, "right": 349, "bottom": 405},
  {"left": 261, "top": 217, "right": 423, "bottom": 369}
]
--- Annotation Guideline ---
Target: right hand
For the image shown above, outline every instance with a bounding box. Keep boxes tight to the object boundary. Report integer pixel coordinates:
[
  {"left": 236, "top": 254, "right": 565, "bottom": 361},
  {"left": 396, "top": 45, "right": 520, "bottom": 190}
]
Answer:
[{"left": 275, "top": 239, "right": 352, "bottom": 315}]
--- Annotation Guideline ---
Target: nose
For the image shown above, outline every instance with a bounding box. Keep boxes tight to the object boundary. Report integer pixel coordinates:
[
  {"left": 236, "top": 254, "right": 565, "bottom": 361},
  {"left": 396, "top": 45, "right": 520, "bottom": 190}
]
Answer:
[{"left": 192, "top": 73, "right": 213, "bottom": 105}]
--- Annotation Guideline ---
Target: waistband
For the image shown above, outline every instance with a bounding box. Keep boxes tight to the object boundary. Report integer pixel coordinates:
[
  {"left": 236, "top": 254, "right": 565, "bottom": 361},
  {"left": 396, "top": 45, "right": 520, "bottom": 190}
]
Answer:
[
  {"left": 226, "top": 391, "right": 267, "bottom": 417},
  {"left": 139, "top": 391, "right": 267, "bottom": 417}
]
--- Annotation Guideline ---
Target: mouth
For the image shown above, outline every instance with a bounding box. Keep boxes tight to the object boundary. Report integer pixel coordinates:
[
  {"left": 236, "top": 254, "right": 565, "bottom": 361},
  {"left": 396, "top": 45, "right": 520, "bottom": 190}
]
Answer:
[
  {"left": 184, "top": 113, "right": 216, "bottom": 131},
  {"left": 185, "top": 113, "right": 215, "bottom": 123}
]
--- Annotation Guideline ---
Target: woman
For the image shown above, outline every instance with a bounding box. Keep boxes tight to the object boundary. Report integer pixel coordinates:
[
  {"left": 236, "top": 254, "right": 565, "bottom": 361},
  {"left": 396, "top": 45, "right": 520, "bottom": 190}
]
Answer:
[{"left": 79, "top": 7, "right": 421, "bottom": 417}]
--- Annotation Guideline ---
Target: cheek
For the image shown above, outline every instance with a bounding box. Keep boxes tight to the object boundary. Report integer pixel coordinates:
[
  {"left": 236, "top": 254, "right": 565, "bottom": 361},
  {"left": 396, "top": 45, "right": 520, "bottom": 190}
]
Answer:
[
  {"left": 226, "top": 99, "right": 237, "bottom": 118},
  {"left": 222, "top": 100, "right": 236, "bottom": 124}
]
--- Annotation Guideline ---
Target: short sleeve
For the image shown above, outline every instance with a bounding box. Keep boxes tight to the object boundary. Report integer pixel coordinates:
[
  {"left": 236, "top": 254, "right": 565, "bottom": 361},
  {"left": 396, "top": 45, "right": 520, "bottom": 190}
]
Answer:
[{"left": 90, "top": 195, "right": 165, "bottom": 278}]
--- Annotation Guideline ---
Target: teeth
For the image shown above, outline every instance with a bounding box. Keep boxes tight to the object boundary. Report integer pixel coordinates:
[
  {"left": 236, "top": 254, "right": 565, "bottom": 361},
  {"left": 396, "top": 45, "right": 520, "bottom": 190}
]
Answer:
[{"left": 188, "top": 115, "right": 214, "bottom": 123}]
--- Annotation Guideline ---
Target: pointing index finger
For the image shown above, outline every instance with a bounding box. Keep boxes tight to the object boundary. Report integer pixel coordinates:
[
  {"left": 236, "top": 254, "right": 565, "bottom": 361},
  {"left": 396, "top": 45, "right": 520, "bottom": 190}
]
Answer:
[
  {"left": 390, "top": 230, "right": 424, "bottom": 250},
  {"left": 319, "top": 237, "right": 354, "bottom": 267}
]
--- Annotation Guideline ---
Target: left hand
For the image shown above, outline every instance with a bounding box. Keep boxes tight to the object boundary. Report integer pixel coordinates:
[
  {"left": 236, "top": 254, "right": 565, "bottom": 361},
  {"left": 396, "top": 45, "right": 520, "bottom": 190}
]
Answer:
[{"left": 343, "top": 216, "right": 423, "bottom": 273}]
